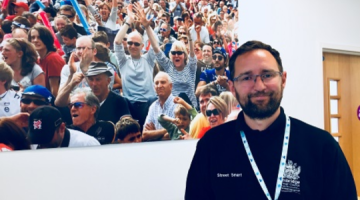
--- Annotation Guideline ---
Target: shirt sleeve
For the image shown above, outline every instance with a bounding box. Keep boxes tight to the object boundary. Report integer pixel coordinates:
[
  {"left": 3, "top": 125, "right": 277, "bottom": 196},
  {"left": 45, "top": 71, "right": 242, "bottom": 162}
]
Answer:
[
  {"left": 59, "top": 64, "right": 70, "bottom": 88},
  {"left": 188, "top": 108, "right": 198, "bottom": 120},
  {"left": 203, "top": 28, "right": 210, "bottom": 44},
  {"left": 144, "top": 103, "right": 156, "bottom": 128},
  {"left": 114, "top": 44, "right": 128, "bottom": 70},
  {"left": 155, "top": 51, "right": 172, "bottom": 72},
  {"left": 144, "top": 48, "right": 156, "bottom": 69},
  {"left": 46, "top": 53, "right": 65, "bottom": 77},
  {"left": 31, "top": 64, "right": 44, "bottom": 80},
  {"left": 108, "top": 7, "right": 118, "bottom": 25},
  {"left": 157, "top": 114, "right": 176, "bottom": 138}
]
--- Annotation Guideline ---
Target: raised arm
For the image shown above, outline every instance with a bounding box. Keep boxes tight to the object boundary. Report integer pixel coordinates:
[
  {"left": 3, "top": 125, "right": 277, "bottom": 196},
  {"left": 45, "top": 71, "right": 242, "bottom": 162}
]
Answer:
[
  {"left": 114, "top": 5, "right": 135, "bottom": 45},
  {"left": 133, "top": 2, "right": 161, "bottom": 53},
  {"left": 174, "top": 96, "right": 192, "bottom": 110}
]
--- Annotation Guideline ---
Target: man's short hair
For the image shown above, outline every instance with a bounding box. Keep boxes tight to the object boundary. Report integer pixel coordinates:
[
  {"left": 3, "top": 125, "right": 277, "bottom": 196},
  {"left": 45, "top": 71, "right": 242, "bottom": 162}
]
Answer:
[
  {"left": 71, "top": 88, "right": 100, "bottom": 119},
  {"left": 198, "top": 85, "right": 218, "bottom": 97},
  {"left": 60, "top": 5, "right": 76, "bottom": 17},
  {"left": 59, "top": 24, "right": 77, "bottom": 39},
  {"left": 0, "top": 62, "right": 14, "bottom": 90},
  {"left": 229, "top": 40, "right": 283, "bottom": 79},
  {"left": 154, "top": 71, "right": 172, "bottom": 84},
  {"left": 43, "top": 7, "right": 57, "bottom": 18},
  {"left": 115, "top": 117, "right": 141, "bottom": 141},
  {"left": 92, "top": 31, "right": 109, "bottom": 44},
  {"left": 13, "top": 16, "right": 31, "bottom": 29},
  {"left": 77, "top": 36, "right": 96, "bottom": 49}
]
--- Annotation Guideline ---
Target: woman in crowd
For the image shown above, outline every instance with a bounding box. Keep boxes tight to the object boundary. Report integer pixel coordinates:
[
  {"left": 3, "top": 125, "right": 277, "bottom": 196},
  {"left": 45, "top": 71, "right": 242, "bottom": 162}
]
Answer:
[
  {"left": 54, "top": 15, "right": 72, "bottom": 45},
  {"left": 141, "top": 5, "right": 198, "bottom": 108},
  {"left": 74, "top": 4, "right": 95, "bottom": 27},
  {"left": 29, "top": 25, "right": 65, "bottom": 97},
  {"left": 0, "top": 118, "right": 31, "bottom": 151},
  {"left": 207, "top": 13, "right": 217, "bottom": 36},
  {"left": 1, "top": 38, "right": 45, "bottom": 90},
  {"left": 197, "top": 96, "right": 228, "bottom": 138}
]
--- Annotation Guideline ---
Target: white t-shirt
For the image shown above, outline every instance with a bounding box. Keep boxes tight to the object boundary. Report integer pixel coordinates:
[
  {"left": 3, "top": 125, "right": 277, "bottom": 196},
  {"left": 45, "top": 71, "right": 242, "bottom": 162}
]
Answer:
[
  {"left": 11, "top": 64, "right": 44, "bottom": 89},
  {"left": 68, "top": 129, "right": 100, "bottom": 147},
  {"left": 189, "top": 25, "right": 210, "bottom": 44},
  {"left": 0, "top": 90, "right": 21, "bottom": 117}
]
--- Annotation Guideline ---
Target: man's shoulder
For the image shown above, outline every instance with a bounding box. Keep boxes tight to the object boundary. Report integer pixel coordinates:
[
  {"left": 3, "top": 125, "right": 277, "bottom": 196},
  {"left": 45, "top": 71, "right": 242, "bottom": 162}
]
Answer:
[
  {"left": 290, "top": 117, "right": 333, "bottom": 141},
  {"left": 68, "top": 128, "right": 100, "bottom": 144}
]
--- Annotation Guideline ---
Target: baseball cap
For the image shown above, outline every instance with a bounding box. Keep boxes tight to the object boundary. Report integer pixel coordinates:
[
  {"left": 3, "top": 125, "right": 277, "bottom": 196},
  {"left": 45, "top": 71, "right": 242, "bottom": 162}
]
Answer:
[
  {"left": 227, "top": 3, "right": 233, "bottom": 7},
  {"left": 23, "top": 85, "right": 54, "bottom": 104},
  {"left": 28, "top": 106, "right": 63, "bottom": 145},
  {"left": 213, "top": 48, "right": 227, "bottom": 59},
  {"left": 85, "top": 62, "right": 113, "bottom": 77},
  {"left": 12, "top": 2, "right": 29, "bottom": 11}
]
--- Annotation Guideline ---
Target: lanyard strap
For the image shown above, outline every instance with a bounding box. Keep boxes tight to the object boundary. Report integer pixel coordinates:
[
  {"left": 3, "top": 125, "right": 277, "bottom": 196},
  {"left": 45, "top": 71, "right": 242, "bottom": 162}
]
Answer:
[{"left": 240, "top": 115, "right": 291, "bottom": 200}]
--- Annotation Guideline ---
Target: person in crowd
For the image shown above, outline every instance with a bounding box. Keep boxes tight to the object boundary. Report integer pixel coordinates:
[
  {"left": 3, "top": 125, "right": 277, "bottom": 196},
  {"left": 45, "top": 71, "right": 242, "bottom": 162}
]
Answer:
[
  {"left": 137, "top": 4, "right": 198, "bottom": 108},
  {"left": 195, "top": 43, "right": 214, "bottom": 87},
  {"left": 196, "top": 49, "right": 231, "bottom": 95},
  {"left": 115, "top": 117, "right": 142, "bottom": 143},
  {"left": 193, "top": 41, "right": 203, "bottom": 60},
  {"left": 197, "top": 96, "right": 227, "bottom": 138},
  {"left": 186, "top": 40, "right": 357, "bottom": 200},
  {"left": 12, "top": 16, "right": 31, "bottom": 32},
  {"left": 20, "top": 85, "right": 54, "bottom": 115},
  {"left": 59, "top": 5, "right": 87, "bottom": 35},
  {"left": 2, "top": 38, "right": 45, "bottom": 90},
  {"left": 93, "top": 43, "right": 121, "bottom": 93},
  {"left": 84, "top": 0, "right": 118, "bottom": 30},
  {"left": 74, "top": 4, "right": 95, "bottom": 28},
  {"left": 189, "top": 86, "right": 217, "bottom": 138},
  {"left": 29, "top": 25, "right": 65, "bottom": 97},
  {"left": 0, "top": 62, "right": 21, "bottom": 117},
  {"left": 0, "top": 118, "right": 31, "bottom": 151},
  {"left": 219, "top": 91, "right": 241, "bottom": 121},
  {"left": 113, "top": 4, "right": 157, "bottom": 129},
  {"left": 12, "top": 28, "right": 28, "bottom": 40},
  {"left": 158, "top": 96, "right": 197, "bottom": 140},
  {"left": 54, "top": 15, "right": 80, "bottom": 46},
  {"left": 56, "top": 36, "right": 98, "bottom": 106},
  {"left": 67, "top": 88, "right": 116, "bottom": 144},
  {"left": 28, "top": 106, "right": 100, "bottom": 149},
  {"left": 92, "top": 31, "right": 119, "bottom": 68},
  {"left": 59, "top": 24, "right": 78, "bottom": 63},
  {"left": 158, "top": 22, "right": 177, "bottom": 48},
  {"left": 13, "top": 2, "right": 29, "bottom": 17},
  {"left": 178, "top": 34, "right": 190, "bottom": 53},
  {"left": 143, "top": 72, "right": 177, "bottom": 141},
  {"left": 189, "top": 13, "right": 210, "bottom": 43},
  {"left": 21, "top": 12, "right": 37, "bottom": 27},
  {"left": 207, "top": 13, "right": 217, "bottom": 36}
]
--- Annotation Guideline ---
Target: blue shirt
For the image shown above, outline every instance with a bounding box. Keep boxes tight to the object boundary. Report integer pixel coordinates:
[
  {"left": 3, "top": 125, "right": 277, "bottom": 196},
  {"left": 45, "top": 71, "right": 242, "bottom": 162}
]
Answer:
[{"left": 199, "top": 68, "right": 231, "bottom": 94}]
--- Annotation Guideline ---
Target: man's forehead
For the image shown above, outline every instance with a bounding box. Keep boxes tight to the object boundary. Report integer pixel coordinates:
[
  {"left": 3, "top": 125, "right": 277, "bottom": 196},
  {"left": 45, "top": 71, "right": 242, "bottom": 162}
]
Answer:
[
  {"left": 76, "top": 38, "right": 91, "bottom": 46},
  {"left": 235, "top": 49, "right": 279, "bottom": 73}
]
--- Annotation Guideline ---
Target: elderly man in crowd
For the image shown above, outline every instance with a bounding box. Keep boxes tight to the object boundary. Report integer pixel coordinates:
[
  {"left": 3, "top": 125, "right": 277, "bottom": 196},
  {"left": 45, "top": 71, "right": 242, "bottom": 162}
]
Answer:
[{"left": 142, "top": 72, "right": 177, "bottom": 141}]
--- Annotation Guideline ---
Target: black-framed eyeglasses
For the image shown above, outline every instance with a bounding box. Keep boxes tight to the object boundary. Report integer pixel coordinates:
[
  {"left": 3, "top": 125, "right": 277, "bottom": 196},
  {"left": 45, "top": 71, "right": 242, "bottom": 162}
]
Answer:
[
  {"left": 127, "top": 41, "right": 141, "bottom": 47},
  {"left": 68, "top": 102, "right": 88, "bottom": 109},
  {"left": 171, "top": 51, "right": 184, "bottom": 55},
  {"left": 206, "top": 109, "right": 220, "bottom": 117},
  {"left": 76, "top": 47, "right": 93, "bottom": 51},
  {"left": 21, "top": 98, "right": 48, "bottom": 106},
  {"left": 212, "top": 55, "right": 223, "bottom": 61},
  {"left": 233, "top": 71, "right": 283, "bottom": 86}
]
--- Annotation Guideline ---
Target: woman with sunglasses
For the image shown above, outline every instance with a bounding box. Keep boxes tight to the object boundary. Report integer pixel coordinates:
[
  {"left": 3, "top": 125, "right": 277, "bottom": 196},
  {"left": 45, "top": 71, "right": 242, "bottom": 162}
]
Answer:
[
  {"left": 197, "top": 96, "right": 228, "bottom": 138},
  {"left": 1, "top": 38, "right": 45, "bottom": 91},
  {"left": 136, "top": 5, "right": 198, "bottom": 108}
]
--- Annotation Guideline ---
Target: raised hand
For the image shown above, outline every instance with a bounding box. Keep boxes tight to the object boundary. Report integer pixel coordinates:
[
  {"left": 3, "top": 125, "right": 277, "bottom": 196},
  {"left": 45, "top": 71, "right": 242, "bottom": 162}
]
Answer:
[
  {"left": 79, "top": 47, "right": 93, "bottom": 73},
  {"left": 173, "top": 96, "right": 184, "bottom": 104},
  {"left": 127, "top": 4, "right": 136, "bottom": 22},
  {"left": 68, "top": 52, "right": 78, "bottom": 75},
  {"left": 9, "top": 112, "right": 30, "bottom": 128},
  {"left": 70, "top": 72, "right": 85, "bottom": 87},
  {"left": 133, "top": 2, "right": 152, "bottom": 28}
]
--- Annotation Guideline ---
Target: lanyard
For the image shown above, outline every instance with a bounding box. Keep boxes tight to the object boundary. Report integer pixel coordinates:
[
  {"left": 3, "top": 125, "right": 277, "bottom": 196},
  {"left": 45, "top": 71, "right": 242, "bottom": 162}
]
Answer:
[{"left": 240, "top": 115, "right": 290, "bottom": 200}]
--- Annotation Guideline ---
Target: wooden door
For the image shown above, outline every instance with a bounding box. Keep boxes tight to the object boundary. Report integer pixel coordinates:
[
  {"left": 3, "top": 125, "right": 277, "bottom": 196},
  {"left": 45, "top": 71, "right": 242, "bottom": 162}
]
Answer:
[{"left": 323, "top": 52, "right": 360, "bottom": 195}]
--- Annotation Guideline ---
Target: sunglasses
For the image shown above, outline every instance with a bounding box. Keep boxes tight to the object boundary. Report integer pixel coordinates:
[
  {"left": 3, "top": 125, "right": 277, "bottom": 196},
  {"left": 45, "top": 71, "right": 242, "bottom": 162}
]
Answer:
[
  {"left": 123, "top": 38, "right": 127, "bottom": 41},
  {"left": 160, "top": 28, "right": 167, "bottom": 32},
  {"left": 212, "top": 55, "right": 224, "bottom": 61},
  {"left": 213, "top": 41, "right": 220, "bottom": 45},
  {"left": 194, "top": 48, "right": 200, "bottom": 51},
  {"left": 68, "top": 102, "right": 87, "bottom": 109},
  {"left": 62, "top": 14, "right": 75, "bottom": 18},
  {"left": 127, "top": 41, "right": 141, "bottom": 47},
  {"left": 206, "top": 109, "right": 220, "bottom": 117},
  {"left": 21, "top": 98, "right": 48, "bottom": 106},
  {"left": 179, "top": 32, "right": 186, "bottom": 35},
  {"left": 170, "top": 51, "right": 184, "bottom": 55}
]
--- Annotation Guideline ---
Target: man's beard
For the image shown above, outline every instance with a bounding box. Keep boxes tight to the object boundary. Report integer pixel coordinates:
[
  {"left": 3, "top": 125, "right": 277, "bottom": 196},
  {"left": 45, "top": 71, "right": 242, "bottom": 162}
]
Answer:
[
  {"left": 236, "top": 89, "right": 283, "bottom": 120},
  {"left": 214, "top": 63, "right": 224, "bottom": 71}
]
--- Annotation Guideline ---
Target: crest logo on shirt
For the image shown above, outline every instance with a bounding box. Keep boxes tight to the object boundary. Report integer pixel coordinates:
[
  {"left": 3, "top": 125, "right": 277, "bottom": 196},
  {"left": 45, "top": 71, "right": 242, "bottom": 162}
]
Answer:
[
  {"left": 281, "top": 160, "right": 301, "bottom": 194},
  {"left": 4, "top": 107, "right": 9, "bottom": 113},
  {"left": 33, "top": 120, "right": 42, "bottom": 130}
]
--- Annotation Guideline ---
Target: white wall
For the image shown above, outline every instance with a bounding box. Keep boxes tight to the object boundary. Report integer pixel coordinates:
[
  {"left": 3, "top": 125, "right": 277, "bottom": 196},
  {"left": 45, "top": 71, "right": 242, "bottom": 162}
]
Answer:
[{"left": 1, "top": 1, "right": 360, "bottom": 199}]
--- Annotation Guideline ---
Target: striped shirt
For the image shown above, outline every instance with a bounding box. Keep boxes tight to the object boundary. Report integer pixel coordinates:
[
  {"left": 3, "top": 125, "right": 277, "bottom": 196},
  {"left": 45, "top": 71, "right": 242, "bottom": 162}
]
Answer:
[
  {"left": 155, "top": 52, "right": 198, "bottom": 108},
  {"left": 144, "top": 95, "right": 176, "bottom": 130}
]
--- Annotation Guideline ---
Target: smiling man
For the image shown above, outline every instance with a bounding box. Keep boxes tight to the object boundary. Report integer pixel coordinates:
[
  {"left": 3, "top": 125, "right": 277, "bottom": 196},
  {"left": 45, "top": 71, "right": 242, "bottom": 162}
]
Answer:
[{"left": 185, "top": 41, "right": 357, "bottom": 200}]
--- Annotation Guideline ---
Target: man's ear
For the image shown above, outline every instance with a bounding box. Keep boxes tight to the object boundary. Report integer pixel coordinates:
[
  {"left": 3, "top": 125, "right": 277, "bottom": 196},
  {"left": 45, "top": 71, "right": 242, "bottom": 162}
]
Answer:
[
  {"left": 281, "top": 71, "right": 287, "bottom": 89},
  {"left": 228, "top": 80, "right": 236, "bottom": 96}
]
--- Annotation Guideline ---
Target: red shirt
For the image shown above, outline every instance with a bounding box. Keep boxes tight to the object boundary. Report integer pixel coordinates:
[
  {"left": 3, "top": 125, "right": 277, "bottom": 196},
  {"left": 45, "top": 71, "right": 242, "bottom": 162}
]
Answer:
[
  {"left": 0, "top": 143, "right": 13, "bottom": 152},
  {"left": 39, "top": 52, "right": 65, "bottom": 91},
  {"left": 197, "top": 126, "right": 211, "bottom": 139}
]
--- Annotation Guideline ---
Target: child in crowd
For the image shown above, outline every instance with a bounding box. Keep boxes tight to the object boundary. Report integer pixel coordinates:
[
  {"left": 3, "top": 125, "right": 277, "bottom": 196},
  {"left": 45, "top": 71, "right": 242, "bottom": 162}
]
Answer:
[
  {"left": 158, "top": 97, "right": 197, "bottom": 140},
  {"left": 115, "top": 117, "right": 142, "bottom": 143}
]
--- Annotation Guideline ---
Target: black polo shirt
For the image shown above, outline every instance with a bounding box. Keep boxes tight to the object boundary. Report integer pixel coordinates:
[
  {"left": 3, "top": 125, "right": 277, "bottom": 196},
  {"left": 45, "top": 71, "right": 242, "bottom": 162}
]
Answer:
[{"left": 98, "top": 91, "right": 131, "bottom": 124}]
